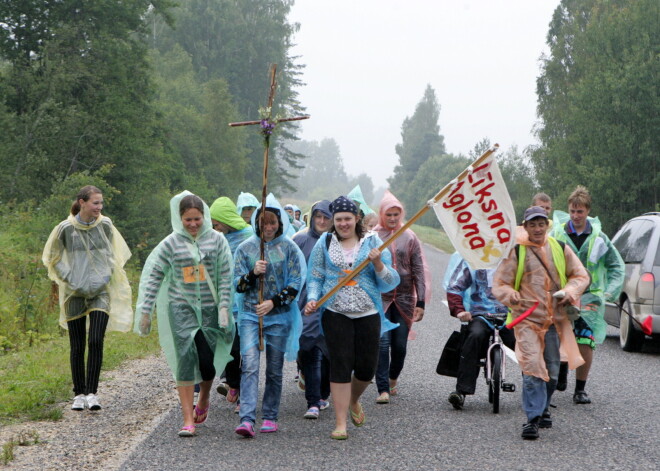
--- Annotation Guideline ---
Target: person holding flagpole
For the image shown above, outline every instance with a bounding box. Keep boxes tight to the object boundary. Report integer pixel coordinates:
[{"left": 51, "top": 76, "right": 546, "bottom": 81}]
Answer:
[{"left": 305, "top": 196, "right": 400, "bottom": 440}]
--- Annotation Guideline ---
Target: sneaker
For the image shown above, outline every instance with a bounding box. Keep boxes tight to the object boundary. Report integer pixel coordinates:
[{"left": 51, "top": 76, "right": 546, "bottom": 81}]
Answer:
[
  {"left": 556, "top": 362, "right": 568, "bottom": 391},
  {"left": 539, "top": 410, "right": 552, "bottom": 429},
  {"left": 260, "top": 420, "right": 278, "bottom": 433},
  {"left": 573, "top": 390, "right": 592, "bottom": 404},
  {"left": 521, "top": 417, "right": 540, "bottom": 440},
  {"left": 319, "top": 399, "right": 330, "bottom": 410},
  {"left": 376, "top": 392, "right": 390, "bottom": 404},
  {"left": 71, "top": 394, "right": 87, "bottom": 411},
  {"left": 86, "top": 394, "right": 101, "bottom": 411},
  {"left": 216, "top": 382, "right": 229, "bottom": 396},
  {"left": 234, "top": 403, "right": 240, "bottom": 414},
  {"left": 235, "top": 421, "right": 255, "bottom": 438},
  {"left": 304, "top": 406, "right": 320, "bottom": 419},
  {"left": 448, "top": 391, "right": 465, "bottom": 410}
]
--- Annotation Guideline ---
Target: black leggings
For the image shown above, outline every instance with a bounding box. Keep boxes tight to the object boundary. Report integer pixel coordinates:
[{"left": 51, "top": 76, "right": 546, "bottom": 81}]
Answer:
[
  {"left": 322, "top": 310, "right": 381, "bottom": 383},
  {"left": 194, "top": 330, "right": 216, "bottom": 382},
  {"left": 67, "top": 311, "right": 109, "bottom": 396}
]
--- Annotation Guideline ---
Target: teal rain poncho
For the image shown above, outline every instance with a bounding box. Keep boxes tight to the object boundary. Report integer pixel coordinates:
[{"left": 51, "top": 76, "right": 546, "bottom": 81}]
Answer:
[
  {"left": 551, "top": 211, "right": 624, "bottom": 343},
  {"left": 347, "top": 184, "right": 375, "bottom": 215},
  {"left": 236, "top": 192, "right": 260, "bottom": 216},
  {"left": 233, "top": 194, "right": 306, "bottom": 361},
  {"left": 135, "top": 191, "right": 235, "bottom": 386}
]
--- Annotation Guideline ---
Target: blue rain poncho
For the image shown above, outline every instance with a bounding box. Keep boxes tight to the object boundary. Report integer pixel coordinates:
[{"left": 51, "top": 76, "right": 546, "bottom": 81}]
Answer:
[
  {"left": 233, "top": 194, "right": 306, "bottom": 361},
  {"left": 236, "top": 192, "right": 260, "bottom": 216},
  {"left": 306, "top": 231, "right": 400, "bottom": 335},
  {"left": 135, "top": 191, "right": 235, "bottom": 386},
  {"left": 42, "top": 215, "right": 133, "bottom": 331},
  {"left": 551, "top": 211, "right": 625, "bottom": 343}
]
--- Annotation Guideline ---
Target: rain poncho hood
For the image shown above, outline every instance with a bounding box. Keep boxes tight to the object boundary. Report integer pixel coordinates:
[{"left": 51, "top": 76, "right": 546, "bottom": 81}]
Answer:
[
  {"left": 306, "top": 231, "right": 401, "bottom": 336},
  {"left": 210, "top": 197, "right": 250, "bottom": 231},
  {"left": 492, "top": 233, "right": 590, "bottom": 380},
  {"left": 42, "top": 214, "right": 133, "bottom": 332},
  {"left": 234, "top": 193, "right": 306, "bottom": 361},
  {"left": 236, "top": 192, "right": 260, "bottom": 216},
  {"left": 348, "top": 184, "right": 375, "bottom": 215},
  {"left": 551, "top": 211, "right": 625, "bottom": 343},
  {"left": 134, "top": 190, "right": 235, "bottom": 386},
  {"left": 374, "top": 191, "right": 431, "bottom": 328}
]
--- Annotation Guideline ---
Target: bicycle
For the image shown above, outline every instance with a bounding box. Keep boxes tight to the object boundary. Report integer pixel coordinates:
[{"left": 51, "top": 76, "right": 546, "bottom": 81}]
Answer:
[{"left": 476, "top": 315, "right": 516, "bottom": 414}]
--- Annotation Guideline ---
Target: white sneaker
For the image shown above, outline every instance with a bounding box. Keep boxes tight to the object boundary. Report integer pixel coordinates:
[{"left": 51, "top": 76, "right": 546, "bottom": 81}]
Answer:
[
  {"left": 72, "top": 394, "right": 87, "bottom": 411},
  {"left": 86, "top": 393, "right": 101, "bottom": 411}
]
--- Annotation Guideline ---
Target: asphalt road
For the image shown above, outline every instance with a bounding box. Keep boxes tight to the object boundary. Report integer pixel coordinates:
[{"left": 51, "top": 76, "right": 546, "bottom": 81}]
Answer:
[{"left": 120, "top": 245, "right": 659, "bottom": 471}]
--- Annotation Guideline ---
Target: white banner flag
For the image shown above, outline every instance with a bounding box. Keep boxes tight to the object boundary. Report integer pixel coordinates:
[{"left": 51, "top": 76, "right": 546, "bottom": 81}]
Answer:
[{"left": 433, "top": 154, "right": 516, "bottom": 269}]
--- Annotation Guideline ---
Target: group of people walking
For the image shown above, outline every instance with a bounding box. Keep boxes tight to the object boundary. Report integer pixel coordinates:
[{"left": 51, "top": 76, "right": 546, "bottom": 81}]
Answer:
[{"left": 43, "top": 183, "right": 623, "bottom": 441}]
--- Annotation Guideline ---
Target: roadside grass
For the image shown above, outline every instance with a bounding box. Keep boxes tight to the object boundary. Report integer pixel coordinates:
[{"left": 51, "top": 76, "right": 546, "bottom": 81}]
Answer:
[
  {"left": 0, "top": 330, "right": 160, "bottom": 424},
  {"left": 410, "top": 224, "right": 453, "bottom": 253}
]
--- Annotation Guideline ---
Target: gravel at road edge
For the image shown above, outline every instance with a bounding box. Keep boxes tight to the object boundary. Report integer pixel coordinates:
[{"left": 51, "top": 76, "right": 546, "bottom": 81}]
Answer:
[{"left": 0, "top": 354, "right": 177, "bottom": 470}]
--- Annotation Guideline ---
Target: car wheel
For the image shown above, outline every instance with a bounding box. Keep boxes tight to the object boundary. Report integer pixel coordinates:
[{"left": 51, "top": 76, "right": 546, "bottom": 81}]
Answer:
[{"left": 619, "top": 298, "right": 644, "bottom": 352}]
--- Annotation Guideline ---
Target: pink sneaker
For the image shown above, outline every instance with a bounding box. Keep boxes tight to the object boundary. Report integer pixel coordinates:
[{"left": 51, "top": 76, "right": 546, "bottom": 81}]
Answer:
[
  {"left": 260, "top": 420, "right": 278, "bottom": 433},
  {"left": 235, "top": 421, "right": 255, "bottom": 438}
]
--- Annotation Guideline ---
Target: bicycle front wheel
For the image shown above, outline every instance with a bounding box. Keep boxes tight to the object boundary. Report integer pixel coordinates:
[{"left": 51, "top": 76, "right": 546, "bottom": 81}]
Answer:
[{"left": 490, "top": 347, "right": 502, "bottom": 414}]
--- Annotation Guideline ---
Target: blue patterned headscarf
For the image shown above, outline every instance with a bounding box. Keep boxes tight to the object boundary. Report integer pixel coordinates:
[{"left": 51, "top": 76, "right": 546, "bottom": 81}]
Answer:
[{"left": 330, "top": 195, "right": 358, "bottom": 216}]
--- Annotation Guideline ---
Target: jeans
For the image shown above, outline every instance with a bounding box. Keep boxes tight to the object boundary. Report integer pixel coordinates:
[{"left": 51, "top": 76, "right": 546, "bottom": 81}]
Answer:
[
  {"left": 522, "top": 325, "right": 560, "bottom": 421},
  {"left": 239, "top": 321, "right": 287, "bottom": 425},
  {"left": 299, "top": 345, "right": 330, "bottom": 408},
  {"left": 456, "top": 316, "right": 516, "bottom": 395},
  {"left": 376, "top": 305, "right": 409, "bottom": 393}
]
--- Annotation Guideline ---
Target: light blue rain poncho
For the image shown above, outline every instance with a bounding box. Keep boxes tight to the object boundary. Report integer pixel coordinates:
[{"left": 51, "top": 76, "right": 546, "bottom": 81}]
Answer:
[
  {"left": 443, "top": 252, "right": 507, "bottom": 318},
  {"left": 306, "top": 231, "right": 400, "bottom": 335},
  {"left": 551, "top": 211, "right": 625, "bottom": 343},
  {"left": 135, "top": 191, "right": 235, "bottom": 386},
  {"left": 233, "top": 194, "right": 306, "bottom": 361},
  {"left": 236, "top": 192, "right": 260, "bottom": 217},
  {"left": 347, "top": 184, "right": 375, "bottom": 216}
]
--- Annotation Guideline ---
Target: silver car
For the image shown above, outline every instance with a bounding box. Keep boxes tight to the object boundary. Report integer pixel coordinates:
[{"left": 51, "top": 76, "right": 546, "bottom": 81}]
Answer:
[{"left": 604, "top": 212, "right": 660, "bottom": 351}]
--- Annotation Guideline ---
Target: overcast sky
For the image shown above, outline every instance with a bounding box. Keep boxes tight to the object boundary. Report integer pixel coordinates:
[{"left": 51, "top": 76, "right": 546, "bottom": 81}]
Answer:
[{"left": 287, "top": 0, "right": 561, "bottom": 188}]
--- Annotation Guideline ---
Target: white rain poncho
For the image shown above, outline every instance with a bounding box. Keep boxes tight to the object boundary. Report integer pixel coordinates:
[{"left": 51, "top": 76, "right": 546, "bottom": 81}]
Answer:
[
  {"left": 135, "top": 191, "right": 235, "bottom": 386},
  {"left": 233, "top": 194, "right": 306, "bottom": 361},
  {"left": 42, "top": 214, "right": 133, "bottom": 332}
]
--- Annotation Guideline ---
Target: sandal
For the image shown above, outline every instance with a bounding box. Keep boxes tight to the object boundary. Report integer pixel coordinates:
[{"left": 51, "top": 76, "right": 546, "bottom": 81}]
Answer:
[
  {"left": 389, "top": 380, "right": 398, "bottom": 396},
  {"left": 178, "top": 425, "right": 196, "bottom": 437},
  {"left": 227, "top": 388, "right": 239, "bottom": 403},
  {"left": 193, "top": 404, "right": 209, "bottom": 425},
  {"left": 350, "top": 402, "right": 365, "bottom": 427},
  {"left": 376, "top": 392, "right": 390, "bottom": 404},
  {"left": 330, "top": 429, "right": 348, "bottom": 440}
]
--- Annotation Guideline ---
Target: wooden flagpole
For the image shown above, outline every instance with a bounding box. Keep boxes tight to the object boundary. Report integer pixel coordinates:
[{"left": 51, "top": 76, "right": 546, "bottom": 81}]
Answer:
[
  {"left": 313, "top": 144, "right": 500, "bottom": 309},
  {"left": 229, "top": 64, "right": 310, "bottom": 350}
]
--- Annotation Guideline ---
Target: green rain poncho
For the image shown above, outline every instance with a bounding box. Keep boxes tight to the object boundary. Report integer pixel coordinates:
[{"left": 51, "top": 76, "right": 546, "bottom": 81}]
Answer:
[
  {"left": 551, "top": 211, "right": 625, "bottom": 343},
  {"left": 135, "top": 191, "right": 235, "bottom": 386},
  {"left": 42, "top": 214, "right": 133, "bottom": 331},
  {"left": 209, "top": 196, "right": 254, "bottom": 255}
]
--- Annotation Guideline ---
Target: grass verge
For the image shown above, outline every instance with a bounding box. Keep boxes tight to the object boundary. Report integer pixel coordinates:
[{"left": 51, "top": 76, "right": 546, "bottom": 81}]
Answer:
[
  {"left": 0, "top": 330, "right": 160, "bottom": 424},
  {"left": 410, "top": 224, "right": 453, "bottom": 253}
]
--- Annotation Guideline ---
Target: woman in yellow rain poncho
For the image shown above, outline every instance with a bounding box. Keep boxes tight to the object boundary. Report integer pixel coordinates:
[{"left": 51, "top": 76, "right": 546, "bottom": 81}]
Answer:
[
  {"left": 42, "top": 185, "right": 133, "bottom": 412},
  {"left": 135, "top": 191, "right": 235, "bottom": 437}
]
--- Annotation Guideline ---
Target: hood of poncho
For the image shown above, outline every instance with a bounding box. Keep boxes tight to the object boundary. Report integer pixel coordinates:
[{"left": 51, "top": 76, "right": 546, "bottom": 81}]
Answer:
[
  {"left": 376, "top": 190, "right": 406, "bottom": 231},
  {"left": 170, "top": 190, "right": 212, "bottom": 240},
  {"left": 210, "top": 197, "right": 249, "bottom": 231},
  {"left": 251, "top": 193, "right": 290, "bottom": 239}
]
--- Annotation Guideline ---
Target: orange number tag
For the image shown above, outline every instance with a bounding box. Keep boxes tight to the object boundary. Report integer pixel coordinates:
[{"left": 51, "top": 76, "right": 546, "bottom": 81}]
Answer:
[
  {"left": 183, "top": 265, "right": 206, "bottom": 284},
  {"left": 341, "top": 269, "right": 358, "bottom": 287}
]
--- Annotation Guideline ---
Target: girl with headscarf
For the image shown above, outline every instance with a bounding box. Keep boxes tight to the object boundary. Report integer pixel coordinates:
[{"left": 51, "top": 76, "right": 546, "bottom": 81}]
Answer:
[
  {"left": 43, "top": 185, "right": 133, "bottom": 412},
  {"left": 136, "top": 191, "right": 235, "bottom": 437},
  {"left": 305, "top": 196, "right": 400, "bottom": 440},
  {"left": 373, "top": 190, "right": 430, "bottom": 403},
  {"left": 233, "top": 194, "right": 306, "bottom": 437}
]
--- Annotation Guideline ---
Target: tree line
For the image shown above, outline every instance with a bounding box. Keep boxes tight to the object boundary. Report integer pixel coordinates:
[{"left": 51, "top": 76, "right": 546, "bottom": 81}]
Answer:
[{"left": 387, "top": 0, "right": 658, "bottom": 234}]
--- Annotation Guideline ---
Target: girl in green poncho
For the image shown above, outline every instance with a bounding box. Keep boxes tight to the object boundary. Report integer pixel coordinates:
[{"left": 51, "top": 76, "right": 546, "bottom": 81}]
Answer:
[{"left": 136, "top": 191, "right": 235, "bottom": 437}]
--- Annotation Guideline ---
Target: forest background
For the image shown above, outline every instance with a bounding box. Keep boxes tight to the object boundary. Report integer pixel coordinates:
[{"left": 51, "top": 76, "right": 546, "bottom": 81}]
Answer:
[{"left": 0, "top": 0, "right": 657, "bottom": 422}]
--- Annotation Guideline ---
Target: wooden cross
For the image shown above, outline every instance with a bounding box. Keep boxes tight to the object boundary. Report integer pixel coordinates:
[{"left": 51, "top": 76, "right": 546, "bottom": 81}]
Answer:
[{"left": 229, "top": 63, "right": 310, "bottom": 350}]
